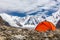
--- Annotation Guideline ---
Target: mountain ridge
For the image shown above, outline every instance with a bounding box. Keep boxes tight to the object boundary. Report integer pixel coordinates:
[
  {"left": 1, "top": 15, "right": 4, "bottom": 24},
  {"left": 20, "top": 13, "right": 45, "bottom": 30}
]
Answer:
[{"left": 0, "top": 9, "right": 60, "bottom": 29}]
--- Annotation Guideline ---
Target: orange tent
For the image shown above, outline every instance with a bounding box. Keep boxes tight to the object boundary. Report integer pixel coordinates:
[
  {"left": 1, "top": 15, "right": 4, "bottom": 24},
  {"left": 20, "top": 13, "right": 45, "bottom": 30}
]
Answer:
[{"left": 35, "top": 20, "right": 56, "bottom": 32}]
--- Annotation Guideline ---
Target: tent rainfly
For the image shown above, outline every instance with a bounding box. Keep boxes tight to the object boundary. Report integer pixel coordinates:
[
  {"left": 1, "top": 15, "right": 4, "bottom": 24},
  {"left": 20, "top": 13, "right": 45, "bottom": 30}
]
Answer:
[{"left": 35, "top": 20, "right": 56, "bottom": 32}]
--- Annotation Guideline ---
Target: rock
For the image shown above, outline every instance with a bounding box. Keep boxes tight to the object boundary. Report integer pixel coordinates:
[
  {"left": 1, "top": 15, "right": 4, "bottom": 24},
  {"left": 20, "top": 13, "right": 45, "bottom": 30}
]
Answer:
[
  {"left": 48, "top": 34, "right": 54, "bottom": 38},
  {"left": 0, "top": 36, "right": 6, "bottom": 40},
  {"left": 6, "top": 35, "right": 26, "bottom": 40},
  {"left": 0, "top": 16, "right": 10, "bottom": 26}
]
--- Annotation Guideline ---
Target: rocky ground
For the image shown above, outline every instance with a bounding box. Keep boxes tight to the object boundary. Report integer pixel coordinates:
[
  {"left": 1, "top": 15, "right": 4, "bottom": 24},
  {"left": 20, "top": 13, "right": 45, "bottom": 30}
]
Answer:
[
  {"left": 0, "top": 16, "right": 60, "bottom": 40},
  {"left": 0, "top": 25, "right": 60, "bottom": 40}
]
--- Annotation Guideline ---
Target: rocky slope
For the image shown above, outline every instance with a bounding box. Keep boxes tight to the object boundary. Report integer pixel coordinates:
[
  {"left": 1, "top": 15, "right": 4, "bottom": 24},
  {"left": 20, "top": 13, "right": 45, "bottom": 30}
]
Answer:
[{"left": 0, "top": 16, "right": 60, "bottom": 40}]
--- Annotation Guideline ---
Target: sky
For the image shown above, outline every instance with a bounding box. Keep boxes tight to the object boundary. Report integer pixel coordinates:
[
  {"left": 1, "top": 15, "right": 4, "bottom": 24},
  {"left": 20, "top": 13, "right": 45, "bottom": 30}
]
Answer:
[{"left": 0, "top": 0, "right": 60, "bottom": 17}]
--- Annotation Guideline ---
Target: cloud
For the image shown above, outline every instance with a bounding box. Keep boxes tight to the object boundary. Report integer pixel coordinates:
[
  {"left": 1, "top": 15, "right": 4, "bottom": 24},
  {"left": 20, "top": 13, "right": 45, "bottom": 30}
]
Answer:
[{"left": 0, "top": 0, "right": 59, "bottom": 14}]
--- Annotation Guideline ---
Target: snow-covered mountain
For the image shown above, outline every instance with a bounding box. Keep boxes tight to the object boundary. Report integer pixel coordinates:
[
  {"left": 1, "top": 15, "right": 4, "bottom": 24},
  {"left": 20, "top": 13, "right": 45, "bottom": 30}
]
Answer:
[
  {"left": 0, "top": 0, "right": 60, "bottom": 29},
  {"left": 0, "top": 9, "right": 60, "bottom": 29}
]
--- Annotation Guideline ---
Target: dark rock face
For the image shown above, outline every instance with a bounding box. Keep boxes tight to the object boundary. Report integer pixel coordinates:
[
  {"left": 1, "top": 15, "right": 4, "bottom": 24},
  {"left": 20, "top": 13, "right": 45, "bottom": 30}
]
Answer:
[
  {"left": 56, "top": 20, "right": 60, "bottom": 28},
  {"left": 0, "top": 16, "right": 10, "bottom": 26}
]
